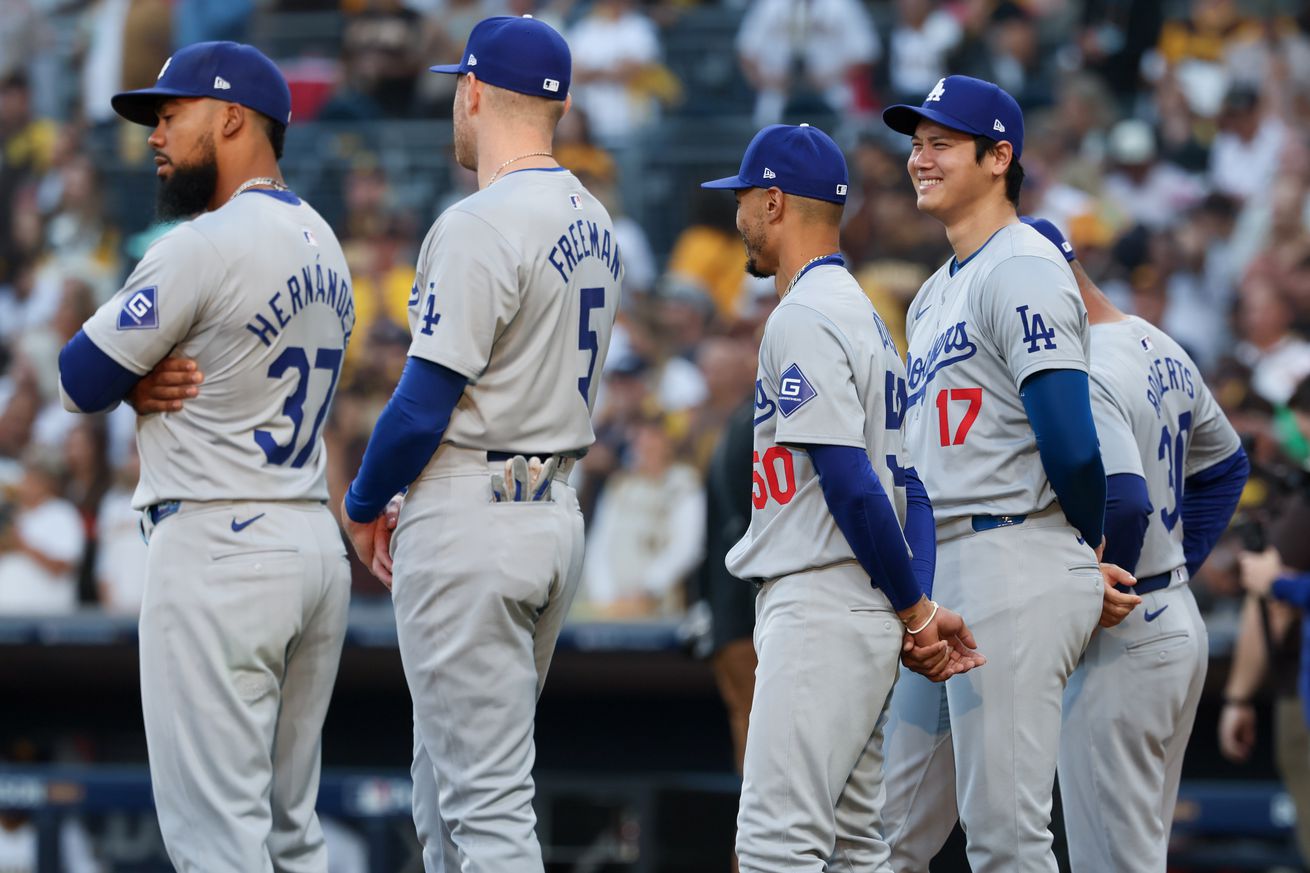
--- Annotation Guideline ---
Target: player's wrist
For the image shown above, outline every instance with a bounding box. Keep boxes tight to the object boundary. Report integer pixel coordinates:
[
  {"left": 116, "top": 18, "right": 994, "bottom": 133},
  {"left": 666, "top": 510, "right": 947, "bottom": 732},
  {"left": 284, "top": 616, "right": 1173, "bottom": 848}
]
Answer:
[
  {"left": 1222, "top": 695, "right": 1253, "bottom": 708},
  {"left": 898, "top": 597, "right": 938, "bottom": 634}
]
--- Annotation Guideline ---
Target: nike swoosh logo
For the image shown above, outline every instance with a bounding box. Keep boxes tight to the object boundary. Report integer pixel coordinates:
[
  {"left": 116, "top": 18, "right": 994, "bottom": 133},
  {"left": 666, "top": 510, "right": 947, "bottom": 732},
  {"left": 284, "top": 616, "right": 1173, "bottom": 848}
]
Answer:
[
  {"left": 230, "top": 513, "right": 266, "bottom": 533},
  {"left": 1144, "top": 605, "right": 1169, "bottom": 623},
  {"left": 914, "top": 300, "right": 932, "bottom": 319}
]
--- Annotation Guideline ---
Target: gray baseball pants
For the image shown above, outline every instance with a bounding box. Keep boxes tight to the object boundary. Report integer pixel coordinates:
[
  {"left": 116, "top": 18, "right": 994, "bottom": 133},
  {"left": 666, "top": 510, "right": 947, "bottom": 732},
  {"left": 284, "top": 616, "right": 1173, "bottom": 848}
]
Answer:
[
  {"left": 139, "top": 500, "right": 350, "bottom": 873},
  {"left": 391, "top": 446, "right": 584, "bottom": 873}
]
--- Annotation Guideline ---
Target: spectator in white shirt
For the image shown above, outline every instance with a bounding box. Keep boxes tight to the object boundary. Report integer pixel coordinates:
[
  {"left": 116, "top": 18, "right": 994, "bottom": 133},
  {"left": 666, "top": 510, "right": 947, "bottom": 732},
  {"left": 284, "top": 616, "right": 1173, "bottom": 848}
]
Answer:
[
  {"left": 569, "top": 0, "right": 664, "bottom": 147},
  {"left": 582, "top": 414, "right": 706, "bottom": 619},
  {"left": 0, "top": 447, "right": 84, "bottom": 614},
  {"left": 95, "top": 448, "right": 146, "bottom": 615},
  {"left": 1209, "top": 86, "right": 1288, "bottom": 203},
  {"left": 888, "top": 0, "right": 962, "bottom": 102},
  {"left": 736, "top": 0, "right": 880, "bottom": 127}
]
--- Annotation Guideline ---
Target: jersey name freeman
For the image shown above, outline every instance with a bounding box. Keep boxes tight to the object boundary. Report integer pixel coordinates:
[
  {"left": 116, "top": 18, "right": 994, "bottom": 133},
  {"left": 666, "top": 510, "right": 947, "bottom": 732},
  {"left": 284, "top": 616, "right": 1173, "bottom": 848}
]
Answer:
[
  {"left": 246, "top": 261, "right": 356, "bottom": 348},
  {"left": 546, "top": 219, "right": 622, "bottom": 285}
]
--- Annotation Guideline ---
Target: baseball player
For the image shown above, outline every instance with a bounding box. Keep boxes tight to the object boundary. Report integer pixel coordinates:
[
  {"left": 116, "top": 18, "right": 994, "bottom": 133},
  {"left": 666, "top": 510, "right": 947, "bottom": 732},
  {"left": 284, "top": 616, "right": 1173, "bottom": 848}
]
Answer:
[
  {"left": 1021, "top": 217, "right": 1249, "bottom": 872},
  {"left": 338, "top": 16, "right": 620, "bottom": 873},
  {"left": 56, "top": 43, "right": 354, "bottom": 872},
  {"left": 878, "top": 76, "right": 1137, "bottom": 873},
  {"left": 701, "top": 123, "right": 982, "bottom": 873}
]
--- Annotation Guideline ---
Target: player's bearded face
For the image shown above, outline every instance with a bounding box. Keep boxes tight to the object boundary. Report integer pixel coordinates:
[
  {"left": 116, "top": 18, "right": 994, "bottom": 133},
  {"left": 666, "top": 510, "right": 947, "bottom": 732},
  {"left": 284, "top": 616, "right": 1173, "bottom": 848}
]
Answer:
[{"left": 156, "top": 131, "right": 218, "bottom": 221}]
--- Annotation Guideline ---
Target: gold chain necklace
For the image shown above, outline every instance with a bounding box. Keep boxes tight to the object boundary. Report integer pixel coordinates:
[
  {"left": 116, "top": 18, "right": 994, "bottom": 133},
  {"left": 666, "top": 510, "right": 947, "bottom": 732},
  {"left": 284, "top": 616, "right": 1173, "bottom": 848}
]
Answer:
[
  {"left": 227, "top": 176, "right": 289, "bottom": 203},
  {"left": 784, "top": 253, "right": 838, "bottom": 297},
  {"left": 487, "top": 151, "right": 555, "bottom": 185}
]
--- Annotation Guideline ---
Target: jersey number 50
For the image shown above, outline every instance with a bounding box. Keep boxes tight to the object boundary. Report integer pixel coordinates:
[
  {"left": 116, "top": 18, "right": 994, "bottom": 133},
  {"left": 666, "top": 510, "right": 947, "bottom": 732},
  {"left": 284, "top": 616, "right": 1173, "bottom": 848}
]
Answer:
[
  {"left": 255, "top": 345, "right": 343, "bottom": 468},
  {"left": 752, "top": 446, "right": 796, "bottom": 509}
]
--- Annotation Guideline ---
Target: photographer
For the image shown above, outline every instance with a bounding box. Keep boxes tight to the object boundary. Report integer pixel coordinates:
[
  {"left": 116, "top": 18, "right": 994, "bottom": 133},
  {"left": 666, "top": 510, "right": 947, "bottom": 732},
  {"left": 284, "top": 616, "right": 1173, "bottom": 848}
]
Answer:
[
  {"left": 1229, "top": 375, "right": 1310, "bottom": 858},
  {"left": 0, "top": 447, "right": 84, "bottom": 614}
]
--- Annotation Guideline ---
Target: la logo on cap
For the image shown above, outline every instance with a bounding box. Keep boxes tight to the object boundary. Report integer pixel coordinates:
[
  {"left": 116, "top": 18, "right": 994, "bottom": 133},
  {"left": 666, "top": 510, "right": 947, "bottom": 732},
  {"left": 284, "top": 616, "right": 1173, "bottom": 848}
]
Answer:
[
  {"left": 157, "top": 57, "right": 171, "bottom": 80},
  {"left": 926, "top": 78, "right": 946, "bottom": 102}
]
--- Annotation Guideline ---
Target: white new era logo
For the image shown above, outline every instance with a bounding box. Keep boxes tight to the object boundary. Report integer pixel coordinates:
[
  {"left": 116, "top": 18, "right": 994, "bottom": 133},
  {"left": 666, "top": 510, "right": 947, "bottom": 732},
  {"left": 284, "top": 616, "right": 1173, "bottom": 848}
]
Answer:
[
  {"left": 467, "top": 54, "right": 478, "bottom": 66},
  {"left": 993, "top": 118, "right": 1005, "bottom": 133},
  {"left": 836, "top": 184, "right": 848, "bottom": 195},
  {"left": 762, "top": 167, "right": 776, "bottom": 179},
  {"left": 926, "top": 78, "right": 946, "bottom": 102},
  {"left": 543, "top": 78, "right": 559, "bottom": 92},
  {"left": 214, "top": 76, "right": 231, "bottom": 90}
]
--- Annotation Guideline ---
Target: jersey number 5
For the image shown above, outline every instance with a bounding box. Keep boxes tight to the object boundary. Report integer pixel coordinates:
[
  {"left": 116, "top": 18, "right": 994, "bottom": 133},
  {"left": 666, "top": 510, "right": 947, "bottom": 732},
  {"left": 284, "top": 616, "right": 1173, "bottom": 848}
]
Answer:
[
  {"left": 255, "top": 346, "right": 343, "bottom": 468},
  {"left": 578, "top": 287, "right": 605, "bottom": 401},
  {"left": 935, "top": 387, "right": 982, "bottom": 446}
]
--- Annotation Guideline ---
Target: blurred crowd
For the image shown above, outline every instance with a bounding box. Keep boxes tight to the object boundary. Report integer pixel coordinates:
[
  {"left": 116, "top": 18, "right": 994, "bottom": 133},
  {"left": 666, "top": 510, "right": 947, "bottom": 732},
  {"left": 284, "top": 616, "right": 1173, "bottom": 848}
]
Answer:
[{"left": 0, "top": 0, "right": 1308, "bottom": 641}]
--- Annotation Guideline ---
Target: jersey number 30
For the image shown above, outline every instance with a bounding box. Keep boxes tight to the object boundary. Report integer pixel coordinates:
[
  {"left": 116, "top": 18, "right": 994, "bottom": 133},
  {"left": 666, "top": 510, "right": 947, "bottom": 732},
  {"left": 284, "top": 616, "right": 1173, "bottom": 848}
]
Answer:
[{"left": 255, "top": 346, "right": 343, "bottom": 468}]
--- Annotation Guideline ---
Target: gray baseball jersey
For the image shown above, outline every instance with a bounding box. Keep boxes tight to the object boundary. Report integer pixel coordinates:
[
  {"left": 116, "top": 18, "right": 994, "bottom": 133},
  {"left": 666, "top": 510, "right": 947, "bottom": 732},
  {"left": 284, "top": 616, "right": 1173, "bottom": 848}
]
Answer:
[
  {"left": 904, "top": 222, "right": 1090, "bottom": 522},
  {"left": 726, "top": 262, "right": 911, "bottom": 582},
  {"left": 406, "top": 168, "right": 621, "bottom": 452},
  {"left": 1089, "top": 316, "right": 1240, "bottom": 579},
  {"left": 80, "top": 191, "right": 354, "bottom": 509},
  {"left": 393, "top": 166, "right": 622, "bottom": 871}
]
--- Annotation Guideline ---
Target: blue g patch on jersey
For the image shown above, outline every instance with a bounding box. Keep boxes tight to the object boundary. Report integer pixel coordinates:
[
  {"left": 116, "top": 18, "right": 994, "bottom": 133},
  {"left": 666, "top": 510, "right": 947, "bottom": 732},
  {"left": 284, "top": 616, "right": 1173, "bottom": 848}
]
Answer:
[
  {"left": 778, "top": 363, "right": 816, "bottom": 417},
  {"left": 117, "top": 286, "right": 159, "bottom": 330}
]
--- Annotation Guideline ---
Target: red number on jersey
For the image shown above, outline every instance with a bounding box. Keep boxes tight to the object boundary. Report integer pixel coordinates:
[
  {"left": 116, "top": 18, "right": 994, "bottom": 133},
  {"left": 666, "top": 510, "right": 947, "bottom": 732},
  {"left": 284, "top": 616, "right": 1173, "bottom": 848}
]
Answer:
[
  {"left": 934, "top": 387, "right": 983, "bottom": 446},
  {"left": 752, "top": 446, "right": 797, "bottom": 508}
]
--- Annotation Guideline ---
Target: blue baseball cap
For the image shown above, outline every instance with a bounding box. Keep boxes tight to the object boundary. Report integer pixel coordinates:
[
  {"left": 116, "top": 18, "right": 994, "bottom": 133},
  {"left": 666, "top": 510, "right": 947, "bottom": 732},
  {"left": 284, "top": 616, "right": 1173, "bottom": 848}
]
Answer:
[
  {"left": 701, "top": 124, "right": 849, "bottom": 205},
  {"left": 429, "top": 15, "right": 570, "bottom": 101},
  {"left": 1020, "top": 216, "right": 1076, "bottom": 262},
  {"left": 112, "top": 41, "right": 292, "bottom": 127},
  {"left": 883, "top": 75, "right": 1024, "bottom": 160}
]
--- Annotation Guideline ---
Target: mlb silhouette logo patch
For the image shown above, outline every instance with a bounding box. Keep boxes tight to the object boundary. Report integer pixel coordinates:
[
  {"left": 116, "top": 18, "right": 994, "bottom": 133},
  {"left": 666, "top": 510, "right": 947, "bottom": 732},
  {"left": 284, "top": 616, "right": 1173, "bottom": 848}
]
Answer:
[
  {"left": 1140, "top": 335, "right": 1154, "bottom": 352},
  {"left": 836, "top": 184, "right": 848, "bottom": 196},
  {"left": 543, "top": 78, "right": 560, "bottom": 92},
  {"left": 569, "top": 194, "right": 583, "bottom": 210},
  {"left": 117, "top": 286, "right": 159, "bottom": 330},
  {"left": 778, "top": 363, "right": 816, "bottom": 417},
  {"left": 302, "top": 228, "right": 318, "bottom": 246}
]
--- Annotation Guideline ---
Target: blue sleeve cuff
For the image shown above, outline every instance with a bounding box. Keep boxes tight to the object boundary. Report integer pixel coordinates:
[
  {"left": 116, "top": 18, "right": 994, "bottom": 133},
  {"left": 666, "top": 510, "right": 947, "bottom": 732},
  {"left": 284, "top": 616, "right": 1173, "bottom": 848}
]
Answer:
[
  {"left": 1021, "top": 368, "right": 1106, "bottom": 548},
  {"left": 806, "top": 443, "right": 922, "bottom": 612},
  {"left": 1181, "top": 447, "right": 1248, "bottom": 577},
  {"left": 1272, "top": 573, "right": 1310, "bottom": 610},
  {"left": 904, "top": 466, "right": 936, "bottom": 597},
  {"left": 1102, "top": 473, "right": 1151, "bottom": 574},
  {"left": 345, "top": 357, "right": 467, "bottom": 522},
  {"left": 58, "top": 330, "right": 142, "bottom": 413}
]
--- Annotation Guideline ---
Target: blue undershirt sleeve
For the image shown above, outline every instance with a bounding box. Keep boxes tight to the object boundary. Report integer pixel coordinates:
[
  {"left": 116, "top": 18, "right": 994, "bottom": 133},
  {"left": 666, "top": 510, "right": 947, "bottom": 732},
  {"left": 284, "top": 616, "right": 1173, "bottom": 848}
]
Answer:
[
  {"left": 903, "top": 466, "right": 936, "bottom": 597},
  {"left": 57, "top": 330, "right": 143, "bottom": 413},
  {"left": 806, "top": 443, "right": 922, "bottom": 612},
  {"left": 1102, "top": 473, "right": 1151, "bottom": 574},
  {"left": 1272, "top": 572, "right": 1310, "bottom": 610},
  {"left": 1180, "top": 447, "right": 1249, "bottom": 577},
  {"left": 345, "top": 356, "right": 468, "bottom": 522},
  {"left": 1020, "top": 368, "right": 1106, "bottom": 549}
]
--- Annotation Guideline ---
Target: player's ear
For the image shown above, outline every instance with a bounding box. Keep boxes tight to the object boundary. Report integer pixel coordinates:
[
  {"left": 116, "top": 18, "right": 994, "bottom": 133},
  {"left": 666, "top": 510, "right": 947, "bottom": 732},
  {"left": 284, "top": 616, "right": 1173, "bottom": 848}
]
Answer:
[
  {"left": 990, "top": 140, "right": 1013, "bottom": 180},
  {"left": 764, "top": 187, "right": 785, "bottom": 224},
  {"left": 464, "top": 72, "right": 483, "bottom": 116},
  {"left": 560, "top": 93, "right": 572, "bottom": 122},
  {"left": 219, "top": 102, "right": 245, "bottom": 140}
]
